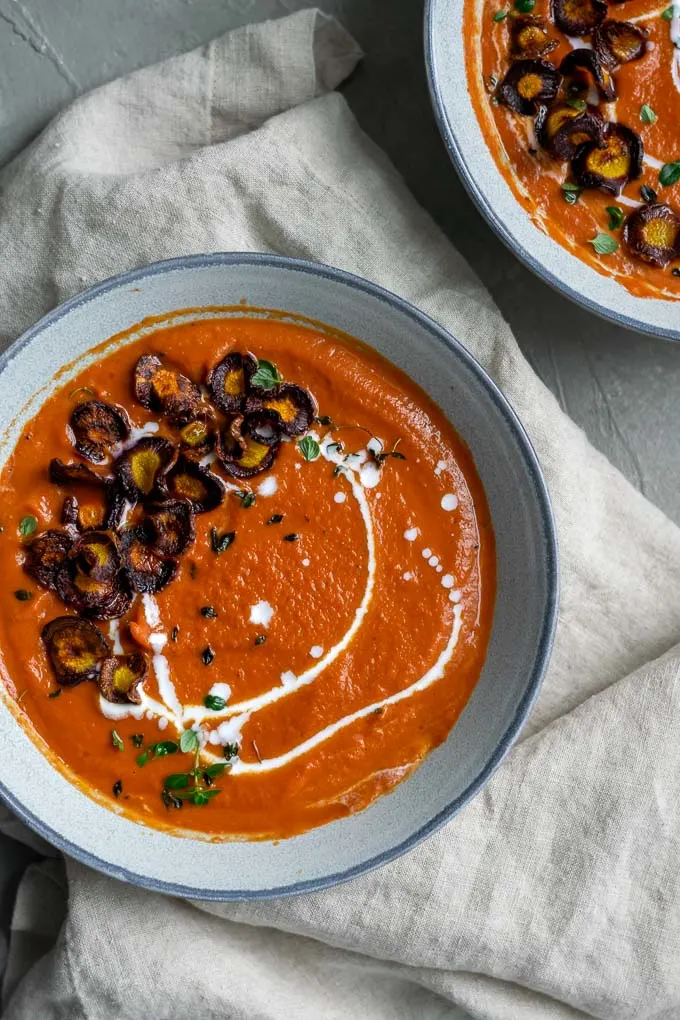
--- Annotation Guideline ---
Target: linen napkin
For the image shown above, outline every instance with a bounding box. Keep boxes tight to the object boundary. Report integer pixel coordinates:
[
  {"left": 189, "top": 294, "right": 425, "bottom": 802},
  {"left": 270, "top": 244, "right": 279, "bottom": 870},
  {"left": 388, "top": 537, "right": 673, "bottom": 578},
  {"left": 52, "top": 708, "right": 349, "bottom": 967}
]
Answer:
[{"left": 1, "top": 10, "right": 680, "bottom": 1019}]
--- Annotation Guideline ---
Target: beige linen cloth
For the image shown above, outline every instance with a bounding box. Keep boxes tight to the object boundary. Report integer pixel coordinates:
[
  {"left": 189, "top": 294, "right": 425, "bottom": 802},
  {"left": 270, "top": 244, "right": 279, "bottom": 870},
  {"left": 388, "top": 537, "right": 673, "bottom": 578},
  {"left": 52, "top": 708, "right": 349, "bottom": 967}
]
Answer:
[{"left": 1, "top": 10, "right": 679, "bottom": 1019}]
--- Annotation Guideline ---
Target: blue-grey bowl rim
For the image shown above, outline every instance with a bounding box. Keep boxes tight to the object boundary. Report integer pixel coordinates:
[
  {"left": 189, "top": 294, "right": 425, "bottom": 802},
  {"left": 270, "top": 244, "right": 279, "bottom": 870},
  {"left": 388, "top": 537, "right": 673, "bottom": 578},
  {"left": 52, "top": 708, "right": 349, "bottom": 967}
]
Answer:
[
  {"left": 0, "top": 251, "right": 559, "bottom": 900},
  {"left": 424, "top": 0, "right": 680, "bottom": 343}
]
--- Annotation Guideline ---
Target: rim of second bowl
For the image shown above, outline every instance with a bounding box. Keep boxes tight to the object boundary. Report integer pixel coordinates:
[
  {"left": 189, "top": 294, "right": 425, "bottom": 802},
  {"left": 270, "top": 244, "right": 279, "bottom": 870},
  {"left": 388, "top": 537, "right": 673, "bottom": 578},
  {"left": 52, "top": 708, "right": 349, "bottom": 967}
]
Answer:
[
  {"left": 0, "top": 252, "right": 559, "bottom": 899},
  {"left": 424, "top": 0, "right": 680, "bottom": 343}
]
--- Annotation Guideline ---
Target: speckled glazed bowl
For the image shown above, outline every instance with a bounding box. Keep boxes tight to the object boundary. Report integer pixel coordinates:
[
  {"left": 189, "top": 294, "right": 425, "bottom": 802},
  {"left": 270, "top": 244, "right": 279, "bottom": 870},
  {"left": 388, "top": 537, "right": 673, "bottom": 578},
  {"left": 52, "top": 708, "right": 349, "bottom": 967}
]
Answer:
[
  {"left": 0, "top": 254, "right": 557, "bottom": 899},
  {"left": 425, "top": 0, "right": 680, "bottom": 340}
]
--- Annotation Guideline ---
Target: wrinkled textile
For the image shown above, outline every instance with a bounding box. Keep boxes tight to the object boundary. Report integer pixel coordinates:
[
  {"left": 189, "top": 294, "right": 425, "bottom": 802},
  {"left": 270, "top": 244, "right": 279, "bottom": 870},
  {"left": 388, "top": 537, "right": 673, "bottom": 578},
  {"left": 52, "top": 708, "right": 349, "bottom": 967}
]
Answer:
[{"left": 1, "top": 10, "right": 679, "bottom": 1019}]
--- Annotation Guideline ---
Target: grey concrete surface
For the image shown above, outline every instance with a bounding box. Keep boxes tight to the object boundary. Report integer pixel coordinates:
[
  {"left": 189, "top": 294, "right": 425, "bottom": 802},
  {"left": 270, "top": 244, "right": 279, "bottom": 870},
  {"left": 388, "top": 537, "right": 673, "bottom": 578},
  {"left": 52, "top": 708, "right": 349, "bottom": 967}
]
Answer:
[{"left": 1, "top": 0, "right": 679, "bottom": 523}]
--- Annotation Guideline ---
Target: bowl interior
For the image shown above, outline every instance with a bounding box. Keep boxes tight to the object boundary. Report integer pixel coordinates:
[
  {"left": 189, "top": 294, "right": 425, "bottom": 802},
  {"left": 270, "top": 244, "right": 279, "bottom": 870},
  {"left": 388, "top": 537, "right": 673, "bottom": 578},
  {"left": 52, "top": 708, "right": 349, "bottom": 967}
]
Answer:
[
  {"left": 425, "top": 0, "right": 680, "bottom": 341},
  {"left": 0, "top": 254, "right": 557, "bottom": 898}
]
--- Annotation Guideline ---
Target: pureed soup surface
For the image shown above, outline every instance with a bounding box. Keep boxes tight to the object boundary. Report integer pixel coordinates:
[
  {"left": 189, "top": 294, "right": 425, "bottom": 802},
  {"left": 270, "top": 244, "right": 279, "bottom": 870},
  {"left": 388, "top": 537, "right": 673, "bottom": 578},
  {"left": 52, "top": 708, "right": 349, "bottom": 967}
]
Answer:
[
  {"left": 466, "top": 0, "right": 680, "bottom": 298},
  {"left": 0, "top": 314, "right": 494, "bottom": 840}
]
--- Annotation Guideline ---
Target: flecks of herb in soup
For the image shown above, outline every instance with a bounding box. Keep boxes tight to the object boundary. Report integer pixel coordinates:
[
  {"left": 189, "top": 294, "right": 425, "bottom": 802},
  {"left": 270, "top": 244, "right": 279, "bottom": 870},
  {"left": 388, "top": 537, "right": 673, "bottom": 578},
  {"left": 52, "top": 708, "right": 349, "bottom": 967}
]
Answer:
[
  {"left": 210, "top": 527, "right": 235, "bottom": 554},
  {"left": 18, "top": 516, "right": 37, "bottom": 538},
  {"left": 137, "top": 741, "right": 179, "bottom": 767},
  {"left": 298, "top": 436, "right": 320, "bottom": 461},
  {"left": 606, "top": 206, "right": 624, "bottom": 231},
  {"left": 234, "top": 491, "right": 255, "bottom": 509},
  {"left": 204, "top": 694, "right": 226, "bottom": 711}
]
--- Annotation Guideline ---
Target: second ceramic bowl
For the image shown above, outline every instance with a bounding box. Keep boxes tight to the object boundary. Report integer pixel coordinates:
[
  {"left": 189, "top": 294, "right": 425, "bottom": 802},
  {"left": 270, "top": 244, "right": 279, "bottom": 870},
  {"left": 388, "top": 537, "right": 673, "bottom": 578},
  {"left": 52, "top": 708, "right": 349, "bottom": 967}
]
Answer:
[{"left": 425, "top": 0, "right": 680, "bottom": 341}]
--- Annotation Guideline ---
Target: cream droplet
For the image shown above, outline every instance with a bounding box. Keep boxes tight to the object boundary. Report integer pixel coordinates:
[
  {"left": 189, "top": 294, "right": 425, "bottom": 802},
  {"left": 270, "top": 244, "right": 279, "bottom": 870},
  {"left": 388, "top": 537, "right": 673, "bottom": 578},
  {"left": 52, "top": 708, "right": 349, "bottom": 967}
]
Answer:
[
  {"left": 142, "top": 593, "right": 161, "bottom": 629},
  {"left": 441, "top": 494, "right": 458, "bottom": 511},
  {"left": 208, "top": 682, "right": 232, "bottom": 702},
  {"left": 428, "top": 555, "right": 439, "bottom": 567},
  {"left": 257, "top": 475, "right": 278, "bottom": 497},
  {"left": 310, "top": 646, "right": 323, "bottom": 659},
  {"left": 422, "top": 547, "right": 432, "bottom": 559},
  {"left": 449, "top": 590, "right": 462, "bottom": 603},
  {"left": 404, "top": 527, "right": 418, "bottom": 542},
  {"left": 359, "top": 461, "right": 381, "bottom": 488},
  {"left": 249, "top": 601, "right": 274, "bottom": 628},
  {"left": 334, "top": 492, "right": 346, "bottom": 504},
  {"left": 149, "top": 632, "right": 167, "bottom": 654},
  {"left": 302, "top": 558, "right": 310, "bottom": 567},
  {"left": 441, "top": 574, "right": 455, "bottom": 589}
]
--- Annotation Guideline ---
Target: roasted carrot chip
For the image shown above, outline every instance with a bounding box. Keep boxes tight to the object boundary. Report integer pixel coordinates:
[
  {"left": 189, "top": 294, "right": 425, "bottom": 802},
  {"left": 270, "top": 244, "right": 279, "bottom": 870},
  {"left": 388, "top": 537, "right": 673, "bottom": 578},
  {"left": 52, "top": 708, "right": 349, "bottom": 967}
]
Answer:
[
  {"left": 247, "top": 384, "right": 318, "bottom": 437},
  {"left": 61, "top": 496, "right": 80, "bottom": 533},
  {"left": 113, "top": 437, "right": 177, "bottom": 502},
  {"left": 55, "top": 532, "right": 131, "bottom": 620},
  {"left": 163, "top": 455, "right": 226, "bottom": 513},
  {"left": 559, "top": 48, "right": 616, "bottom": 102},
  {"left": 573, "top": 123, "right": 643, "bottom": 195},
  {"left": 178, "top": 414, "right": 215, "bottom": 456},
  {"left": 103, "top": 483, "right": 128, "bottom": 532},
  {"left": 623, "top": 204, "right": 680, "bottom": 268},
  {"left": 142, "top": 500, "right": 195, "bottom": 556},
  {"left": 593, "top": 20, "right": 647, "bottom": 68},
  {"left": 72, "top": 530, "right": 120, "bottom": 582},
  {"left": 64, "top": 496, "right": 105, "bottom": 532},
  {"left": 57, "top": 572, "right": 132, "bottom": 620},
  {"left": 497, "top": 59, "right": 561, "bottom": 116},
  {"left": 120, "top": 527, "right": 178, "bottom": 593},
  {"left": 208, "top": 352, "right": 257, "bottom": 414},
  {"left": 134, "top": 354, "right": 202, "bottom": 424},
  {"left": 510, "top": 16, "right": 558, "bottom": 58},
  {"left": 216, "top": 414, "right": 280, "bottom": 479},
  {"left": 551, "top": 0, "right": 607, "bottom": 36},
  {"left": 23, "top": 530, "right": 73, "bottom": 592},
  {"left": 536, "top": 103, "right": 605, "bottom": 160},
  {"left": 69, "top": 400, "right": 130, "bottom": 464},
  {"left": 42, "top": 616, "right": 111, "bottom": 686},
  {"left": 49, "top": 459, "right": 109, "bottom": 488},
  {"left": 99, "top": 652, "right": 148, "bottom": 704}
]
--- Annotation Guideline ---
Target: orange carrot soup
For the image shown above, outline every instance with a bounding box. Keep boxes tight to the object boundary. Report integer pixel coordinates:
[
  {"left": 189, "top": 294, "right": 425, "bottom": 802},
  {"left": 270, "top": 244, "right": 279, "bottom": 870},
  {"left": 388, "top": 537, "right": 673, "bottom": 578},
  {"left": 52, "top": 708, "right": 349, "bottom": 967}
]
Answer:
[
  {"left": 0, "top": 314, "right": 495, "bottom": 840},
  {"left": 466, "top": 0, "right": 680, "bottom": 297}
]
